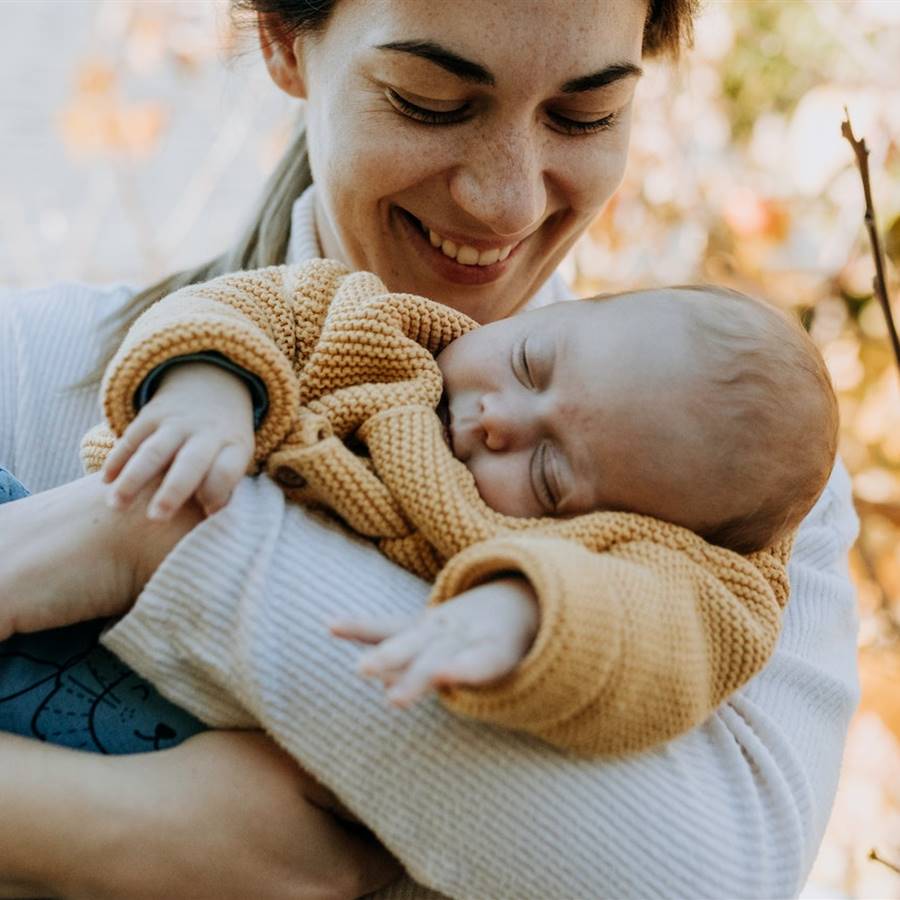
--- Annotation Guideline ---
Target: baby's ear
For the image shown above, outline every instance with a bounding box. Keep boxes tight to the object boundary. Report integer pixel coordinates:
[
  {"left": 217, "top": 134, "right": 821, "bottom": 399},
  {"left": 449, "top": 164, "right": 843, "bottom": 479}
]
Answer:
[{"left": 258, "top": 13, "right": 308, "bottom": 100}]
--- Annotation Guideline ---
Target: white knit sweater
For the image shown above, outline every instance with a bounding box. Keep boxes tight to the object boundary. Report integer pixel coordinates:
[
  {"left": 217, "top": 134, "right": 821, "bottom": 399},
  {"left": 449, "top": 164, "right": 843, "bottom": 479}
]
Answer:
[{"left": 0, "top": 193, "right": 860, "bottom": 899}]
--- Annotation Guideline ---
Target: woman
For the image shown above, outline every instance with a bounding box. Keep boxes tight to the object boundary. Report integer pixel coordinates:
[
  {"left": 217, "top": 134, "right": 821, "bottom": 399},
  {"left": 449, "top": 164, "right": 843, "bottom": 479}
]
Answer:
[{"left": 0, "top": 1, "right": 859, "bottom": 897}]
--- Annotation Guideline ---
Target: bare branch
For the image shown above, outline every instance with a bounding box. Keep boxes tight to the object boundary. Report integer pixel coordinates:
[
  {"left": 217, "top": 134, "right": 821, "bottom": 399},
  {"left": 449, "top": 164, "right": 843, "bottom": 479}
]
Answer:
[
  {"left": 841, "top": 109, "right": 900, "bottom": 380},
  {"left": 869, "top": 849, "right": 900, "bottom": 876}
]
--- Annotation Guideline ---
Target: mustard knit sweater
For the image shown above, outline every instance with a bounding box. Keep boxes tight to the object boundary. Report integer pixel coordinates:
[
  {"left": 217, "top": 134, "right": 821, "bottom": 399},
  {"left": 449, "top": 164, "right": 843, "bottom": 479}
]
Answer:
[{"left": 81, "top": 259, "right": 792, "bottom": 756}]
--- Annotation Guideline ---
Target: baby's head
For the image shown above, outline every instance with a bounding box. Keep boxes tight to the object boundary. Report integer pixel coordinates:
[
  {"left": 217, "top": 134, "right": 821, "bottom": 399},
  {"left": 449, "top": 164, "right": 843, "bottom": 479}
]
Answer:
[{"left": 435, "top": 286, "right": 838, "bottom": 553}]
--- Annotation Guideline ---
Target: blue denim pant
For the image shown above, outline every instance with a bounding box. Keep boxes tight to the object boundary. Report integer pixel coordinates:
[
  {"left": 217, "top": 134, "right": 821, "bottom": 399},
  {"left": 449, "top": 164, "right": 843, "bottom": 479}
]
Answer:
[{"left": 0, "top": 467, "right": 205, "bottom": 753}]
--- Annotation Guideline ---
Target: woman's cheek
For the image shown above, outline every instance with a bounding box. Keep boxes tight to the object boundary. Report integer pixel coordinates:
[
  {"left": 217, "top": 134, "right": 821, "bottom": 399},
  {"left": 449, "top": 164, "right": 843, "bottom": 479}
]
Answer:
[{"left": 552, "top": 114, "right": 634, "bottom": 215}]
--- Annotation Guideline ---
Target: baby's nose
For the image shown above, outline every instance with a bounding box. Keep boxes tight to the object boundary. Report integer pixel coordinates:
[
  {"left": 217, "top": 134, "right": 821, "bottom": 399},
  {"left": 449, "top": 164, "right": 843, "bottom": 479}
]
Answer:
[{"left": 480, "top": 394, "right": 530, "bottom": 451}]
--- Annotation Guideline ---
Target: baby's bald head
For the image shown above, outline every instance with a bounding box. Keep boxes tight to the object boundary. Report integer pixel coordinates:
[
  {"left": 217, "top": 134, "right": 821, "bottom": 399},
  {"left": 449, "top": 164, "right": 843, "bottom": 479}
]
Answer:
[{"left": 629, "top": 285, "right": 838, "bottom": 553}]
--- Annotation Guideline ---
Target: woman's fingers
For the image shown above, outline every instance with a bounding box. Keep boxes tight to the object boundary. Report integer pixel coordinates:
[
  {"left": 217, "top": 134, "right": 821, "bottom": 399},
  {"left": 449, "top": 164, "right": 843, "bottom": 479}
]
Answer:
[
  {"left": 147, "top": 436, "right": 220, "bottom": 521},
  {"left": 195, "top": 443, "right": 252, "bottom": 516},
  {"left": 107, "top": 427, "right": 185, "bottom": 509},
  {"left": 102, "top": 415, "right": 160, "bottom": 483}
]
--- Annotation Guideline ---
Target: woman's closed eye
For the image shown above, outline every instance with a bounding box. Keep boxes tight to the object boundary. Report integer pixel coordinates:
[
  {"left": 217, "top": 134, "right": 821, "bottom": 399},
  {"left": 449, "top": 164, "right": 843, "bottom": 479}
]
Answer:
[
  {"left": 385, "top": 88, "right": 471, "bottom": 125},
  {"left": 547, "top": 108, "right": 620, "bottom": 136},
  {"left": 387, "top": 87, "right": 621, "bottom": 136}
]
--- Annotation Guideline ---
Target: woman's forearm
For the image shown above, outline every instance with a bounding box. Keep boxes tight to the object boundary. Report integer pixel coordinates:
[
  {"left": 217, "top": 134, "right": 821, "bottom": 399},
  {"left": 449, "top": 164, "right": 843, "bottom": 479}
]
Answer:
[
  {"left": 104, "top": 466, "right": 860, "bottom": 899},
  {"left": 0, "top": 473, "right": 202, "bottom": 640},
  {"left": 0, "top": 733, "right": 122, "bottom": 897}
]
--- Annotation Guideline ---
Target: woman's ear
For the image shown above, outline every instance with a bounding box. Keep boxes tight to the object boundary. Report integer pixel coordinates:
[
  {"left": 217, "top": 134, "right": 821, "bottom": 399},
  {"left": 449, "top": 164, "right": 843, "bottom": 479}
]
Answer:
[{"left": 258, "top": 13, "right": 307, "bottom": 99}]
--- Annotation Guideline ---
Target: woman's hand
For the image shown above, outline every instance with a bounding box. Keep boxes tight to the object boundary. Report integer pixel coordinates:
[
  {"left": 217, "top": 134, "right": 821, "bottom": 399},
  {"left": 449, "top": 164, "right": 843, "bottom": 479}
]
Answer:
[
  {"left": 0, "top": 473, "right": 202, "bottom": 639},
  {"left": 52, "top": 731, "right": 402, "bottom": 900}
]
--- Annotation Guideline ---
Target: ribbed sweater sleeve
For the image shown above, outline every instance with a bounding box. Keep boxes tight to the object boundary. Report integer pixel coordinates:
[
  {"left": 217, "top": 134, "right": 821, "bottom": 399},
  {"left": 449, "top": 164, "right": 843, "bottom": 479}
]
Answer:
[
  {"left": 102, "top": 460, "right": 859, "bottom": 900},
  {"left": 428, "top": 532, "right": 788, "bottom": 755}
]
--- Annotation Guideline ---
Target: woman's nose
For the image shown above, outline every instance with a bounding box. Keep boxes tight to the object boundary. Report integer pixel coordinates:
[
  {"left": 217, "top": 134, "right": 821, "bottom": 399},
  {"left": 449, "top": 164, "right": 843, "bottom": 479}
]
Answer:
[{"left": 450, "top": 127, "right": 548, "bottom": 239}]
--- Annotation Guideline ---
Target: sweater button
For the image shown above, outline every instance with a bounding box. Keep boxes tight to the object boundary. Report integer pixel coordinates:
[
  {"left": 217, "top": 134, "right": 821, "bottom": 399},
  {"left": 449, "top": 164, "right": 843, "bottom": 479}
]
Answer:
[{"left": 275, "top": 466, "right": 307, "bottom": 489}]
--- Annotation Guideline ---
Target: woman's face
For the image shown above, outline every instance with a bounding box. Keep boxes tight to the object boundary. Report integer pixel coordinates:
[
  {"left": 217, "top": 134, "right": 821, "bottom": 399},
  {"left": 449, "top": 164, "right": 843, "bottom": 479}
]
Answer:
[{"left": 290, "top": 0, "right": 647, "bottom": 323}]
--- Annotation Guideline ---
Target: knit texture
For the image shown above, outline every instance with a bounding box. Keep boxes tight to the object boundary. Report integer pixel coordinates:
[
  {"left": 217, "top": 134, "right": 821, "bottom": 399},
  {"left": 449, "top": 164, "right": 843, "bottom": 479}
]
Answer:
[
  {"left": 82, "top": 260, "right": 793, "bottom": 755},
  {"left": 3, "top": 275, "right": 859, "bottom": 899}
]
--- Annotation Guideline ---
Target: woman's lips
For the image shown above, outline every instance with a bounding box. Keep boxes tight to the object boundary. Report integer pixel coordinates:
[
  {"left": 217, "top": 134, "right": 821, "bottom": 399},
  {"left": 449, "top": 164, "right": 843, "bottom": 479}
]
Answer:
[{"left": 399, "top": 209, "right": 522, "bottom": 286}]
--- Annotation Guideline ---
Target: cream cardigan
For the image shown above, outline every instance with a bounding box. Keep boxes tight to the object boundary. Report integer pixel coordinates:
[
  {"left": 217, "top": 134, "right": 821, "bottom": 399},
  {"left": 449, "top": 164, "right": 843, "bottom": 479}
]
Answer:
[{"left": 0, "top": 187, "right": 860, "bottom": 899}]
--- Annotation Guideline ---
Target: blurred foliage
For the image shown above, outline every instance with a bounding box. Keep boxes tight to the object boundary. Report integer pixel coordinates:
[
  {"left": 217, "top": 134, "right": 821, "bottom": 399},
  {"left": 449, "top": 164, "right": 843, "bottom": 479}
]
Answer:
[{"left": 569, "top": 4, "right": 900, "bottom": 894}]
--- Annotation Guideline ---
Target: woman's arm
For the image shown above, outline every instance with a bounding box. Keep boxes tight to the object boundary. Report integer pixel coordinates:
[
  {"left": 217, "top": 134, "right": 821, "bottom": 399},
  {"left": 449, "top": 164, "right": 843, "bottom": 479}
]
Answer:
[
  {"left": 99, "top": 461, "right": 859, "bottom": 899},
  {"left": 0, "top": 729, "right": 400, "bottom": 900}
]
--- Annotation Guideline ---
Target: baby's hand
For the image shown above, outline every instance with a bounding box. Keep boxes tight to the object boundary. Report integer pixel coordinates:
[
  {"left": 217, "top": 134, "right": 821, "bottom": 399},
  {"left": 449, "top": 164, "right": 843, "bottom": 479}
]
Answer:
[
  {"left": 330, "top": 577, "right": 539, "bottom": 707},
  {"left": 103, "top": 362, "right": 255, "bottom": 520}
]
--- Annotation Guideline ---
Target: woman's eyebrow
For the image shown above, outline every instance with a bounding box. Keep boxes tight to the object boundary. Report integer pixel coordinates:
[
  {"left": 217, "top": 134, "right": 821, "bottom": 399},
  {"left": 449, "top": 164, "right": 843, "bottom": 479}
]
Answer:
[
  {"left": 376, "top": 41, "right": 641, "bottom": 94},
  {"left": 560, "top": 62, "right": 643, "bottom": 94},
  {"left": 376, "top": 41, "right": 495, "bottom": 86}
]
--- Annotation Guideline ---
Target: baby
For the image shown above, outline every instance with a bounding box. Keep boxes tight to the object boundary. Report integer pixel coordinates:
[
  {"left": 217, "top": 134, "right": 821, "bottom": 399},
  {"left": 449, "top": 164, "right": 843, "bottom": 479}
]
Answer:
[{"left": 82, "top": 261, "right": 837, "bottom": 755}]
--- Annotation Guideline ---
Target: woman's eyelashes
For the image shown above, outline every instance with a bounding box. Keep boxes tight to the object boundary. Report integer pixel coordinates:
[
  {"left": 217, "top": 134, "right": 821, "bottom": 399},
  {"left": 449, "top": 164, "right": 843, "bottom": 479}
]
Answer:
[
  {"left": 547, "top": 109, "right": 619, "bottom": 136},
  {"left": 386, "top": 87, "right": 620, "bottom": 135},
  {"left": 385, "top": 88, "right": 470, "bottom": 125}
]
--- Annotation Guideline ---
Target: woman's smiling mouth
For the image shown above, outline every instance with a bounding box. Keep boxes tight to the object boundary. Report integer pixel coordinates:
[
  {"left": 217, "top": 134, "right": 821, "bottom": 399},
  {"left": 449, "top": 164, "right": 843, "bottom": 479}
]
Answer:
[{"left": 398, "top": 208, "right": 524, "bottom": 286}]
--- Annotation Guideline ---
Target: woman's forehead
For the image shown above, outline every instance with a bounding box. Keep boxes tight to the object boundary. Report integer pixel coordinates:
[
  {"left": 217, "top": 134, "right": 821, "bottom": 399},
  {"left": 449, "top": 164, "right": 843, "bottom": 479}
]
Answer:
[{"left": 326, "top": 0, "right": 648, "bottom": 87}]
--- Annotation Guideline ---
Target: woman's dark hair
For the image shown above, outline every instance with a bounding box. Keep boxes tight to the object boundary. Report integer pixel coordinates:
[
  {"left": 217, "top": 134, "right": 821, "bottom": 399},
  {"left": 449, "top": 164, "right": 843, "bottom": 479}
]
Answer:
[
  {"left": 81, "top": 0, "right": 699, "bottom": 385},
  {"left": 240, "top": 0, "right": 699, "bottom": 58}
]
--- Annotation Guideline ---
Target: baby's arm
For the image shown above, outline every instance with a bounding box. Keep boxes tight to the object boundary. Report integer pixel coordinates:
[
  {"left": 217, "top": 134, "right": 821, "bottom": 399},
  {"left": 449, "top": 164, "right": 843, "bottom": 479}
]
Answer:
[
  {"left": 369, "top": 528, "right": 790, "bottom": 756},
  {"left": 102, "top": 361, "right": 255, "bottom": 519},
  {"left": 81, "top": 263, "right": 356, "bottom": 494},
  {"left": 331, "top": 576, "right": 539, "bottom": 705}
]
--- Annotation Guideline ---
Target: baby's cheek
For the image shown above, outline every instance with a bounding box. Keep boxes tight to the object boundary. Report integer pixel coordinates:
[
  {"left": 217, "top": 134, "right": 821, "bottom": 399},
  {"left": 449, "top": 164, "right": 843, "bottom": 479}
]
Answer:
[{"left": 467, "top": 453, "right": 539, "bottom": 519}]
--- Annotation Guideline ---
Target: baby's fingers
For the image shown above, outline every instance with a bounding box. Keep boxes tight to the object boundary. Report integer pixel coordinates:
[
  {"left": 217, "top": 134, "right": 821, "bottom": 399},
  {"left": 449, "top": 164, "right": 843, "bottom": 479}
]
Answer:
[
  {"left": 147, "top": 436, "right": 219, "bottom": 521},
  {"left": 102, "top": 415, "right": 160, "bottom": 483},
  {"left": 107, "top": 426, "right": 185, "bottom": 510},
  {"left": 195, "top": 443, "right": 253, "bottom": 516},
  {"left": 428, "top": 644, "right": 517, "bottom": 686},
  {"left": 356, "top": 627, "right": 429, "bottom": 678},
  {"left": 385, "top": 646, "right": 458, "bottom": 707},
  {"left": 329, "top": 614, "right": 415, "bottom": 645}
]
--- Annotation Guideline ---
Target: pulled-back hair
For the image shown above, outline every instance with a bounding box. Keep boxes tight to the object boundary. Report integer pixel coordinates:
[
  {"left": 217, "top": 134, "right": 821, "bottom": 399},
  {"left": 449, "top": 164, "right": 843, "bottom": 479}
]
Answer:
[
  {"left": 677, "top": 286, "right": 838, "bottom": 554},
  {"left": 81, "top": 0, "right": 700, "bottom": 384}
]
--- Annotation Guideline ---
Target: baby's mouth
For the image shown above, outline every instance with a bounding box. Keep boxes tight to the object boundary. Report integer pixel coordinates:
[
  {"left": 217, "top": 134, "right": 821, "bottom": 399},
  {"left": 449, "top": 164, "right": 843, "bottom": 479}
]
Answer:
[{"left": 436, "top": 390, "right": 453, "bottom": 451}]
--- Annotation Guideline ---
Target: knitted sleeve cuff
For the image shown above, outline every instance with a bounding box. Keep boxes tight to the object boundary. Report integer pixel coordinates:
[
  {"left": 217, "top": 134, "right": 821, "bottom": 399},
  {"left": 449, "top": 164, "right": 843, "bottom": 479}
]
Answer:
[
  {"left": 427, "top": 536, "right": 623, "bottom": 753},
  {"left": 136, "top": 351, "right": 270, "bottom": 431},
  {"left": 101, "top": 314, "right": 299, "bottom": 466}
]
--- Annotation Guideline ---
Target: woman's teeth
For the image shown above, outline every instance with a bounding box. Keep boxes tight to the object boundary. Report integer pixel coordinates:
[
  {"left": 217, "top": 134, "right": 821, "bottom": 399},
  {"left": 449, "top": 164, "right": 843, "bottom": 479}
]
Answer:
[{"left": 428, "top": 228, "right": 514, "bottom": 266}]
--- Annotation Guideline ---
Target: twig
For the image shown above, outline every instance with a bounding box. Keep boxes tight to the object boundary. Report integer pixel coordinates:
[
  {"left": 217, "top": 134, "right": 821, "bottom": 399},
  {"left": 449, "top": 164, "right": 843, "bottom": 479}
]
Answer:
[
  {"left": 869, "top": 849, "right": 900, "bottom": 876},
  {"left": 841, "top": 110, "right": 900, "bottom": 379}
]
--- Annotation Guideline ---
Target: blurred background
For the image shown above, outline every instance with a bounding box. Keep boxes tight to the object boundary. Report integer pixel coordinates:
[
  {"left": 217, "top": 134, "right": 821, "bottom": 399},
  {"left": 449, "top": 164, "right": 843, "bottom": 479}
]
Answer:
[{"left": 1, "top": 1, "right": 898, "bottom": 896}]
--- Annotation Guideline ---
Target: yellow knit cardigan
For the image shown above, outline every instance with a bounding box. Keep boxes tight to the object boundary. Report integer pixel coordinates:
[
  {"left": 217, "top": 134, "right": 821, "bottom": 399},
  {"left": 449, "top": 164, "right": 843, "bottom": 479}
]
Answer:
[{"left": 81, "top": 259, "right": 792, "bottom": 756}]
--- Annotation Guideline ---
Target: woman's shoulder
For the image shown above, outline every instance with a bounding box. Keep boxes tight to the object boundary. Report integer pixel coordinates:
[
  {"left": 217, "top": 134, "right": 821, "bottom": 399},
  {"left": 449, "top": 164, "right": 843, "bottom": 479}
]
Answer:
[
  {"left": 2, "top": 280, "right": 140, "bottom": 489},
  {"left": 3, "top": 279, "right": 137, "bottom": 381},
  {"left": 2, "top": 279, "right": 136, "bottom": 320}
]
